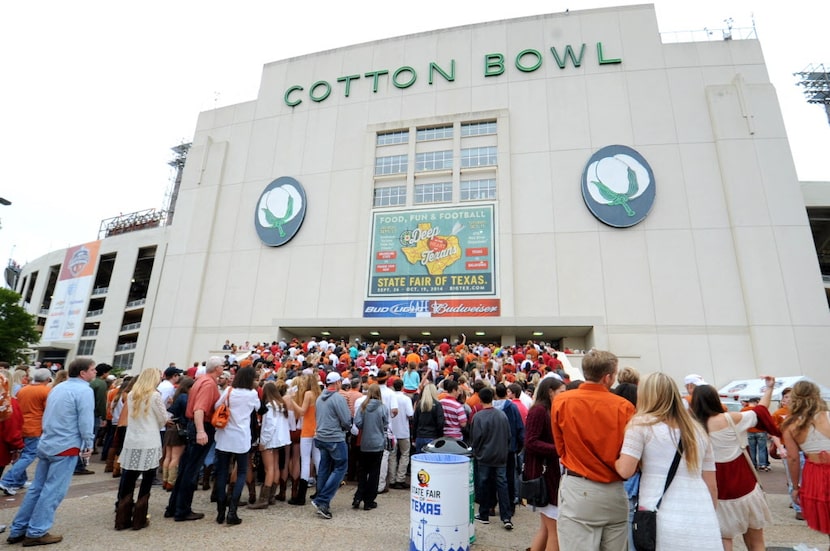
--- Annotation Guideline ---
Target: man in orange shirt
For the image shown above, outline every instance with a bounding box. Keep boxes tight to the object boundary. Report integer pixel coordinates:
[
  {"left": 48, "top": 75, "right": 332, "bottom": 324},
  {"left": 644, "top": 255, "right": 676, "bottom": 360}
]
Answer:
[
  {"left": 0, "top": 368, "right": 51, "bottom": 495},
  {"left": 551, "top": 349, "right": 634, "bottom": 551}
]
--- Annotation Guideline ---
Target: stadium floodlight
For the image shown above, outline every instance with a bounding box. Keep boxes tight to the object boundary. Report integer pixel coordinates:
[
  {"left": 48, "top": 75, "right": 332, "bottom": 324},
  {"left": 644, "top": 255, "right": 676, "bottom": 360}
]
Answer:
[{"left": 794, "top": 64, "right": 830, "bottom": 125}]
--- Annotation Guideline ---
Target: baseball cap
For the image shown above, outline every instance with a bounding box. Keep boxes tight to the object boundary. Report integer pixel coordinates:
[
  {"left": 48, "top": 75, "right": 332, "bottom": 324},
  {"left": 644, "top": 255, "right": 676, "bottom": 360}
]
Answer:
[
  {"left": 326, "top": 371, "right": 342, "bottom": 384},
  {"left": 683, "top": 374, "right": 707, "bottom": 387},
  {"left": 164, "top": 367, "right": 183, "bottom": 378}
]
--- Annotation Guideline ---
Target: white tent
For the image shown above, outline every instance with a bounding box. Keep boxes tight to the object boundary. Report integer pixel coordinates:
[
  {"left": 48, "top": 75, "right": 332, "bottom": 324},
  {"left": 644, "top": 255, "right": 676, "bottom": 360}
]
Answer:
[{"left": 718, "top": 376, "right": 830, "bottom": 402}]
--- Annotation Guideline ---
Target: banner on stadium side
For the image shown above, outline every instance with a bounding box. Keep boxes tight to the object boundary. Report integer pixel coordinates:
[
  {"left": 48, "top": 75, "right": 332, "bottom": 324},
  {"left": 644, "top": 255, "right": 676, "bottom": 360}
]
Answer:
[
  {"left": 42, "top": 241, "right": 101, "bottom": 342},
  {"left": 363, "top": 299, "right": 500, "bottom": 318},
  {"left": 368, "top": 205, "right": 496, "bottom": 297}
]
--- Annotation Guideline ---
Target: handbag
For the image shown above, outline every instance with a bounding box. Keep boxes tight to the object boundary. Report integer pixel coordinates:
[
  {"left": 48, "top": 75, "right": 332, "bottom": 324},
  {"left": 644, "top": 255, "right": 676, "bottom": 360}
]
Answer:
[
  {"left": 632, "top": 438, "right": 683, "bottom": 551},
  {"left": 520, "top": 467, "right": 548, "bottom": 508},
  {"left": 211, "top": 389, "right": 232, "bottom": 429},
  {"left": 175, "top": 421, "right": 188, "bottom": 438}
]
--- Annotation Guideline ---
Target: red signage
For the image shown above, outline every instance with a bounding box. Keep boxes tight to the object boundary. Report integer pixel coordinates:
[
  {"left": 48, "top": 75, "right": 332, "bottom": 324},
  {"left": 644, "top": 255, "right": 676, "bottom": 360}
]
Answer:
[{"left": 375, "top": 264, "right": 397, "bottom": 273}]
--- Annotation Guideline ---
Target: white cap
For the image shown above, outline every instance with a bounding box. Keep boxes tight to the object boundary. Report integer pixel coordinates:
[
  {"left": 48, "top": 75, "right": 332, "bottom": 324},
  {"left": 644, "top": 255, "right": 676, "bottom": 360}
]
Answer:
[
  {"left": 326, "top": 371, "right": 342, "bottom": 385},
  {"left": 684, "top": 374, "right": 706, "bottom": 387}
]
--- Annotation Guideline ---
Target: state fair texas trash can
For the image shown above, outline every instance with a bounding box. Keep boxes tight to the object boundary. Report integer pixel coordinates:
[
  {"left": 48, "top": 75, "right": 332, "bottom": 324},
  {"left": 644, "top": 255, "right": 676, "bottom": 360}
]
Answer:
[{"left": 410, "top": 438, "right": 475, "bottom": 551}]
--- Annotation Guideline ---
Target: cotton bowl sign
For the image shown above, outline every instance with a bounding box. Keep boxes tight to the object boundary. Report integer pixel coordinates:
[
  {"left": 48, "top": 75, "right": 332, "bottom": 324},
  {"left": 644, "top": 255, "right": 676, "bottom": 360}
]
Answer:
[
  {"left": 581, "top": 145, "right": 655, "bottom": 228},
  {"left": 255, "top": 176, "right": 307, "bottom": 246}
]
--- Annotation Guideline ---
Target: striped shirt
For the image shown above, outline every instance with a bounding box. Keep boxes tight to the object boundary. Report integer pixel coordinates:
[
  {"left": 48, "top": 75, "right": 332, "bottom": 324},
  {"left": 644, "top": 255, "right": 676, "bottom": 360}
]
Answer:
[{"left": 440, "top": 396, "right": 467, "bottom": 439}]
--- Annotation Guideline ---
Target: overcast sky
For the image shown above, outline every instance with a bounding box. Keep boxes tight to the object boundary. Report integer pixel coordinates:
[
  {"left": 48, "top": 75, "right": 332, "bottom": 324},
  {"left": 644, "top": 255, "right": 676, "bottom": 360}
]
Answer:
[{"left": 1, "top": 0, "right": 828, "bottom": 271}]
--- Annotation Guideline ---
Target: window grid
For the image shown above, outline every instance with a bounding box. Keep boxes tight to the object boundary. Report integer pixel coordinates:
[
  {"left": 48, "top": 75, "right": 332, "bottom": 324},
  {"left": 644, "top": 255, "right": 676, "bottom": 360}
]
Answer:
[
  {"left": 415, "top": 182, "right": 452, "bottom": 204},
  {"left": 461, "top": 121, "right": 497, "bottom": 137},
  {"left": 416, "top": 126, "right": 453, "bottom": 141},
  {"left": 461, "top": 146, "right": 498, "bottom": 168},
  {"left": 373, "top": 186, "right": 407, "bottom": 207},
  {"left": 113, "top": 352, "right": 134, "bottom": 369},
  {"left": 415, "top": 150, "right": 453, "bottom": 172},
  {"left": 461, "top": 179, "right": 497, "bottom": 201},
  {"left": 77, "top": 339, "right": 96, "bottom": 355},
  {"left": 377, "top": 130, "right": 409, "bottom": 146},
  {"left": 375, "top": 154, "right": 408, "bottom": 176}
]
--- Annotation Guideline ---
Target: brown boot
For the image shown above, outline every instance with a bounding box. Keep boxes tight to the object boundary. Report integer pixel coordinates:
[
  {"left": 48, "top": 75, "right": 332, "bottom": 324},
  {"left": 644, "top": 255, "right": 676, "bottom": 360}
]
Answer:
[
  {"left": 268, "top": 484, "right": 277, "bottom": 505},
  {"left": 248, "top": 485, "right": 270, "bottom": 510},
  {"left": 114, "top": 496, "right": 133, "bottom": 531},
  {"left": 112, "top": 457, "right": 121, "bottom": 478},
  {"left": 275, "top": 480, "right": 286, "bottom": 502},
  {"left": 289, "top": 477, "right": 299, "bottom": 501},
  {"left": 247, "top": 480, "right": 257, "bottom": 505},
  {"left": 132, "top": 494, "right": 150, "bottom": 530},
  {"left": 104, "top": 448, "right": 116, "bottom": 473}
]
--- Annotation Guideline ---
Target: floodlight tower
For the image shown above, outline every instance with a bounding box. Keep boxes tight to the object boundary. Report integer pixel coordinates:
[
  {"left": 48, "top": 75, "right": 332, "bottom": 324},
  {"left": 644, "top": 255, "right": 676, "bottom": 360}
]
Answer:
[{"left": 795, "top": 64, "right": 830, "bottom": 125}]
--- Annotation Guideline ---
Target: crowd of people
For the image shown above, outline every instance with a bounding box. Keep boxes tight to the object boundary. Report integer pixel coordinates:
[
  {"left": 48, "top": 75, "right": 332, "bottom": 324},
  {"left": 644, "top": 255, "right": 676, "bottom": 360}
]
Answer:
[{"left": 0, "top": 336, "right": 826, "bottom": 550}]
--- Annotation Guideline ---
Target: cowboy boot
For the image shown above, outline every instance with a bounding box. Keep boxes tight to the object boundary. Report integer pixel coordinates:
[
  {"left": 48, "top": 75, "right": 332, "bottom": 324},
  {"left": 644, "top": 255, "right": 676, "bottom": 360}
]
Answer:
[
  {"left": 166, "top": 465, "right": 178, "bottom": 491},
  {"left": 226, "top": 497, "right": 242, "bottom": 525},
  {"left": 247, "top": 480, "right": 257, "bottom": 505},
  {"left": 248, "top": 485, "right": 269, "bottom": 510},
  {"left": 287, "top": 479, "right": 307, "bottom": 506},
  {"left": 112, "top": 457, "right": 121, "bottom": 478},
  {"left": 289, "top": 477, "right": 299, "bottom": 501},
  {"left": 275, "top": 479, "right": 286, "bottom": 502},
  {"left": 268, "top": 483, "right": 278, "bottom": 505},
  {"left": 104, "top": 448, "right": 116, "bottom": 473},
  {"left": 114, "top": 496, "right": 133, "bottom": 531},
  {"left": 132, "top": 494, "right": 150, "bottom": 530},
  {"left": 216, "top": 496, "right": 228, "bottom": 524}
]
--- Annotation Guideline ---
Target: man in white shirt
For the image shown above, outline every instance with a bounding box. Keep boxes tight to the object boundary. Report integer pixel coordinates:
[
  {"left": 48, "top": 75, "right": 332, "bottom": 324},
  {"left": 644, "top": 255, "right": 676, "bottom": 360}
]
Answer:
[
  {"left": 158, "top": 367, "right": 182, "bottom": 408},
  {"left": 375, "top": 368, "right": 398, "bottom": 493},
  {"left": 389, "top": 379, "right": 414, "bottom": 489}
]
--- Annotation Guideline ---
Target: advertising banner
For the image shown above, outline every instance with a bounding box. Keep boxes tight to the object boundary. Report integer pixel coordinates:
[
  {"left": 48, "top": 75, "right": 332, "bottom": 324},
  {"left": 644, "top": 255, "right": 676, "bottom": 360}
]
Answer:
[
  {"left": 363, "top": 299, "right": 500, "bottom": 318},
  {"left": 42, "top": 241, "right": 101, "bottom": 342},
  {"left": 368, "top": 205, "right": 495, "bottom": 297}
]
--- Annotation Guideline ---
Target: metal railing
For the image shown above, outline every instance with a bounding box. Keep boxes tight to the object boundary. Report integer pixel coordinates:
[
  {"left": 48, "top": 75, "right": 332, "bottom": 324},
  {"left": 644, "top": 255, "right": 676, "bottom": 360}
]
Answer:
[{"left": 120, "top": 322, "right": 141, "bottom": 332}]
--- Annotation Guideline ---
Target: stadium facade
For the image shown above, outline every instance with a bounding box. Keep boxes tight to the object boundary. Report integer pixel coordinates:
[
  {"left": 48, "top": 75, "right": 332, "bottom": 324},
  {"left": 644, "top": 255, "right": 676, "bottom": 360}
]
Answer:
[{"left": 12, "top": 4, "right": 830, "bottom": 385}]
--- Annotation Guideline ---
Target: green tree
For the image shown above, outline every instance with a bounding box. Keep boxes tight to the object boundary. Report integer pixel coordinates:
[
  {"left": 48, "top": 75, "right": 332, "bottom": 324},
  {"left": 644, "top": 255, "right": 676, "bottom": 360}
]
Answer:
[{"left": 0, "top": 288, "right": 39, "bottom": 363}]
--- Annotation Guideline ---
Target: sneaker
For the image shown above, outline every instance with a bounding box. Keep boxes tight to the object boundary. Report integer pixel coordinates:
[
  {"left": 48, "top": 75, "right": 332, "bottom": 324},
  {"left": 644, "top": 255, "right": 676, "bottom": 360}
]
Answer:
[
  {"left": 503, "top": 520, "right": 514, "bottom": 531},
  {"left": 316, "top": 506, "right": 332, "bottom": 520},
  {"left": 796, "top": 512, "right": 805, "bottom": 521},
  {"left": 22, "top": 532, "right": 62, "bottom": 547},
  {"left": 0, "top": 483, "right": 16, "bottom": 496},
  {"left": 73, "top": 469, "right": 95, "bottom": 476},
  {"left": 474, "top": 514, "right": 489, "bottom": 524}
]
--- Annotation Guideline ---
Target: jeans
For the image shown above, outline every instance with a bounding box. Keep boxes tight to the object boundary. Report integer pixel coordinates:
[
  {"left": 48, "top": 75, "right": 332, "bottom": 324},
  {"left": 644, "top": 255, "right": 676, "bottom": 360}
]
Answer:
[
  {"left": 623, "top": 471, "right": 641, "bottom": 551},
  {"left": 10, "top": 452, "right": 76, "bottom": 538},
  {"left": 414, "top": 437, "right": 434, "bottom": 454},
  {"left": 0, "top": 436, "right": 39, "bottom": 489},
  {"left": 118, "top": 467, "right": 155, "bottom": 501},
  {"left": 215, "top": 450, "right": 249, "bottom": 505},
  {"left": 167, "top": 421, "right": 214, "bottom": 518},
  {"left": 747, "top": 432, "right": 769, "bottom": 468},
  {"left": 313, "top": 439, "right": 348, "bottom": 508},
  {"left": 476, "top": 463, "right": 511, "bottom": 522}
]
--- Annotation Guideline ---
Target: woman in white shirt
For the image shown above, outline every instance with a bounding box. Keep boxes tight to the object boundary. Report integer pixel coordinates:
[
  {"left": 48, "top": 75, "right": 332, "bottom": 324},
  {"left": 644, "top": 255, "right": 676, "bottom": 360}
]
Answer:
[
  {"left": 115, "top": 368, "right": 168, "bottom": 531},
  {"left": 249, "top": 381, "right": 291, "bottom": 509},
  {"left": 213, "top": 367, "right": 260, "bottom": 525},
  {"left": 616, "top": 372, "right": 722, "bottom": 551}
]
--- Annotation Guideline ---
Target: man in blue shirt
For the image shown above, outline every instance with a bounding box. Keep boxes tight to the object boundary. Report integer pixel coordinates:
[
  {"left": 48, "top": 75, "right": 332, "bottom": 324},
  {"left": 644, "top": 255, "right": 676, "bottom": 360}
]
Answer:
[{"left": 7, "top": 357, "right": 95, "bottom": 547}]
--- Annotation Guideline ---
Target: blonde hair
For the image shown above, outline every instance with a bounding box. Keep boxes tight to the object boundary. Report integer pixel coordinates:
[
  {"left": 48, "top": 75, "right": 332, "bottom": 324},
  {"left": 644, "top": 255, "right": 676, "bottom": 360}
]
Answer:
[
  {"left": 419, "top": 383, "right": 439, "bottom": 413},
  {"left": 782, "top": 380, "right": 829, "bottom": 437},
  {"left": 129, "top": 368, "right": 161, "bottom": 418},
  {"left": 631, "top": 372, "right": 702, "bottom": 473}
]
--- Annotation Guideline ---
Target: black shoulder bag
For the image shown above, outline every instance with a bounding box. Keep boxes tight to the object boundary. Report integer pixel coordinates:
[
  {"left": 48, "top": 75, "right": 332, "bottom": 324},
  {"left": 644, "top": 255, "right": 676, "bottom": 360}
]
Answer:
[{"left": 632, "top": 438, "right": 683, "bottom": 551}]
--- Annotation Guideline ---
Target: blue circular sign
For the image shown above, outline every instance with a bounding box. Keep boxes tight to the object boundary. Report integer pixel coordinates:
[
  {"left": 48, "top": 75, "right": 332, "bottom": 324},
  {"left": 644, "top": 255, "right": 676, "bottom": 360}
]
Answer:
[
  {"left": 581, "top": 145, "right": 656, "bottom": 228},
  {"left": 254, "top": 176, "right": 307, "bottom": 246}
]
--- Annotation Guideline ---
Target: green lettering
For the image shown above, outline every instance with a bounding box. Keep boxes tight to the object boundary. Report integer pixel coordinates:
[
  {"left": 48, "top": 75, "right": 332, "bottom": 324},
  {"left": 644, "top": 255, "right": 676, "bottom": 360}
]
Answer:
[
  {"left": 484, "top": 53, "right": 505, "bottom": 77},
  {"left": 429, "top": 60, "right": 455, "bottom": 85},
  {"left": 597, "top": 42, "right": 622, "bottom": 65},
  {"left": 309, "top": 81, "right": 331, "bottom": 102},
  {"left": 393, "top": 66, "right": 417, "bottom": 89},
  {"left": 337, "top": 74, "right": 361, "bottom": 97},
  {"left": 284, "top": 85, "right": 303, "bottom": 107},
  {"left": 364, "top": 70, "right": 389, "bottom": 93},
  {"left": 550, "top": 44, "right": 586, "bottom": 69},
  {"left": 515, "top": 49, "right": 542, "bottom": 73}
]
